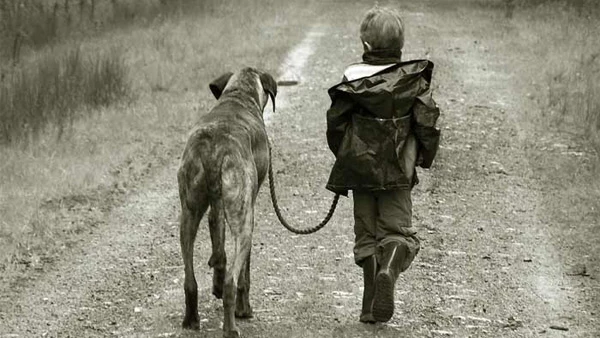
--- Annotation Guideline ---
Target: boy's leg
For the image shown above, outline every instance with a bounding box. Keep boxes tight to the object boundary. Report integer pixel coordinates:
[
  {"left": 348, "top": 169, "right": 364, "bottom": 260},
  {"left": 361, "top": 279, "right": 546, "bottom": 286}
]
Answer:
[
  {"left": 352, "top": 191, "right": 378, "bottom": 323},
  {"left": 375, "top": 189, "right": 420, "bottom": 270},
  {"left": 372, "top": 189, "right": 421, "bottom": 322},
  {"left": 353, "top": 191, "right": 378, "bottom": 265},
  {"left": 359, "top": 255, "right": 377, "bottom": 323}
]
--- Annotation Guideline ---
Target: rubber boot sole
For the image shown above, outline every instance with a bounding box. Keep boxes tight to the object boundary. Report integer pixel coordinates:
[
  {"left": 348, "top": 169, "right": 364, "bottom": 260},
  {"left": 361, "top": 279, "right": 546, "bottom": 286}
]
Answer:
[{"left": 372, "top": 271, "right": 395, "bottom": 322}]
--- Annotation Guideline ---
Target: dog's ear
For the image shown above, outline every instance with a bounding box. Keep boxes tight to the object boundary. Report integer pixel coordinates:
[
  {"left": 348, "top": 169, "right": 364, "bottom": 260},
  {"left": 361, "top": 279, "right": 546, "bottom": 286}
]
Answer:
[
  {"left": 209, "top": 72, "right": 233, "bottom": 99},
  {"left": 259, "top": 73, "right": 277, "bottom": 112}
]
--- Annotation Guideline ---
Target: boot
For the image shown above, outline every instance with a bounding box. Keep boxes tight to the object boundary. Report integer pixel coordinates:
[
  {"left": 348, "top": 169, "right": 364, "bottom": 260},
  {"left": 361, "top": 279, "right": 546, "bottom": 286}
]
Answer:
[
  {"left": 372, "top": 241, "right": 409, "bottom": 322},
  {"left": 359, "top": 255, "right": 377, "bottom": 323}
]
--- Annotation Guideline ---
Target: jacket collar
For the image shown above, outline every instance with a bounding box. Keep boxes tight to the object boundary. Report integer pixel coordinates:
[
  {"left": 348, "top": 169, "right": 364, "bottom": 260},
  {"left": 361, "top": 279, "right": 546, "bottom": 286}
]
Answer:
[{"left": 362, "top": 49, "right": 403, "bottom": 65}]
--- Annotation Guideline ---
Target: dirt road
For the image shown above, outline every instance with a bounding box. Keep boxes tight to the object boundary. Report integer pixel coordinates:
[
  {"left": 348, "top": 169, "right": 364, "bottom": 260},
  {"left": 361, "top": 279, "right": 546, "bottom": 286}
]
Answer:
[{"left": 1, "top": 1, "right": 598, "bottom": 337}]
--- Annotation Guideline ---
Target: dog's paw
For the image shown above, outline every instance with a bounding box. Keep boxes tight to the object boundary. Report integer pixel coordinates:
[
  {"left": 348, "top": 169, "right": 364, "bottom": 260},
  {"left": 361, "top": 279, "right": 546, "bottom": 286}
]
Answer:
[
  {"left": 212, "top": 285, "right": 224, "bottom": 299},
  {"left": 182, "top": 315, "right": 200, "bottom": 330},
  {"left": 223, "top": 328, "right": 240, "bottom": 338},
  {"left": 212, "top": 269, "right": 225, "bottom": 299},
  {"left": 235, "top": 306, "right": 253, "bottom": 319}
]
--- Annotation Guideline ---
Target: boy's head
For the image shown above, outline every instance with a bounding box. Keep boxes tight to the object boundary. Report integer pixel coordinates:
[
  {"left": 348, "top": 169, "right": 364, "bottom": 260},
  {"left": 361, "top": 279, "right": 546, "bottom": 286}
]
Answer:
[{"left": 360, "top": 6, "right": 404, "bottom": 53}]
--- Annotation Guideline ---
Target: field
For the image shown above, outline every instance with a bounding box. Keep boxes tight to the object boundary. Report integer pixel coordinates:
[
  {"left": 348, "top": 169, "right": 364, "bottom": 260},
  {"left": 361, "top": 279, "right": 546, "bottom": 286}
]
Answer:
[{"left": 0, "top": 0, "right": 599, "bottom": 337}]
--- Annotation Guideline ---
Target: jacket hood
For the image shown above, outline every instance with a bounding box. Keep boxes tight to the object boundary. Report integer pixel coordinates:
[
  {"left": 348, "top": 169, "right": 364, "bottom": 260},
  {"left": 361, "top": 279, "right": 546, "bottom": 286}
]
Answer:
[{"left": 328, "top": 60, "right": 434, "bottom": 119}]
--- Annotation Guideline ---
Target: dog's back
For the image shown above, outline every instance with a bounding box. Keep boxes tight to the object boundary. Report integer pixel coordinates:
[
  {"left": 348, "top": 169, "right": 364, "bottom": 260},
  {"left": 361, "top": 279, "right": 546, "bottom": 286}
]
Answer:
[{"left": 178, "top": 94, "right": 268, "bottom": 206}]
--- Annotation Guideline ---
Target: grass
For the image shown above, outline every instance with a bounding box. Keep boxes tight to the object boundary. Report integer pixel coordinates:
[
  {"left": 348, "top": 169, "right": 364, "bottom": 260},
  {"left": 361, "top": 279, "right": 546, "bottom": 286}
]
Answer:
[
  {"left": 0, "top": 0, "right": 320, "bottom": 269},
  {"left": 0, "top": 47, "right": 129, "bottom": 145},
  {"left": 0, "top": 0, "right": 214, "bottom": 60},
  {"left": 508, "top": 1, "right": 600, "bottom": 149},
  {"left": 0, "top": 0, "right": 221, "bottom": 146}
]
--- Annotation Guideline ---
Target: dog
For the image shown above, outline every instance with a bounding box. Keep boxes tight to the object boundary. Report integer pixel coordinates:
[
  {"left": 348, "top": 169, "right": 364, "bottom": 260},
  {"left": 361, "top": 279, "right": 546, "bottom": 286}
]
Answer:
[{"left": 177, "top": 67, "right": 277, "bottom": 338}]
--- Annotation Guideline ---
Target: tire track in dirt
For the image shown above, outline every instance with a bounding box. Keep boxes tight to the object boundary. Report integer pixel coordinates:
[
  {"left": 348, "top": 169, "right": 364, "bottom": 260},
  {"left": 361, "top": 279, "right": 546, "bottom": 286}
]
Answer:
[{"left": 265, "top": 24, "right": 326, "bottom": 125}]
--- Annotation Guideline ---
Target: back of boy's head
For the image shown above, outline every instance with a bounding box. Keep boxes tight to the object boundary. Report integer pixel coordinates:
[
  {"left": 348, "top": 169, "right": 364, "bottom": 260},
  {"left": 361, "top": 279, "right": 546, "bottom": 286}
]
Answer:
[{"left": 360, "top": 6, "right": 404, "bottom": 52}]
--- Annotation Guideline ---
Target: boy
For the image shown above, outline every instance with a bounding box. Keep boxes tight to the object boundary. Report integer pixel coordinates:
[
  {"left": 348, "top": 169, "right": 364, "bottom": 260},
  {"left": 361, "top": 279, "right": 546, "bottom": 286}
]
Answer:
[{"left": 325, "top": 6, "right": 441, "bottom": 323}]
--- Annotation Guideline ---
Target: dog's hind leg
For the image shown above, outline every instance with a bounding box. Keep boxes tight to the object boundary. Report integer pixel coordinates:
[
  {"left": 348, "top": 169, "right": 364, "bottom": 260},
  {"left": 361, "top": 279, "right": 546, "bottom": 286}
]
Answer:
[
  {"left": 180, "top": 202, "right": 208, "bottom": 330},
  {"left": 235, "top": 208, "right": 255, "bottom": 318},
  {"left": 208, "top": 205, "right": 226, "bottom": 299},
  {"left": 235, "top": 245, "right": 253, "bottom": 318},
  {"left": 223, "top": 222, "right": 253, "bottom": 338},
  {"left": 221, "top": 164, "right": 256, "bottom": 338}
]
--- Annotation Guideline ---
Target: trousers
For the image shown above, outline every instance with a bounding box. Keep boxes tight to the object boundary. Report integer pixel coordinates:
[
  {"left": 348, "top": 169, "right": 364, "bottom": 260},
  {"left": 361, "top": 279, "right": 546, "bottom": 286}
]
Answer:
[{"left": 353, "top": 189, "right": 420, "bottom": 266}]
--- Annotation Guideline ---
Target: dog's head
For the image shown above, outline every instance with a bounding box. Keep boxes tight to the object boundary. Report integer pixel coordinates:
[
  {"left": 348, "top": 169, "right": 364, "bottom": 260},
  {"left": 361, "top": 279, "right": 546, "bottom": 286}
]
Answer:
[{"left": 209, "top": 68, "right": 277, "bottom": 112}]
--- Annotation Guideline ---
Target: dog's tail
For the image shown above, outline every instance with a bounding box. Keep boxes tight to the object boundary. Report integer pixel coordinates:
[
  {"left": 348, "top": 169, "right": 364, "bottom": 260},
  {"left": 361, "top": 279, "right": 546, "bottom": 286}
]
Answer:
[
  {"left": 219, "top": 152, "right": 254, "bottom": 226},
  {"left": 204, "top": 150, "right": 254, "bottom": 268}
]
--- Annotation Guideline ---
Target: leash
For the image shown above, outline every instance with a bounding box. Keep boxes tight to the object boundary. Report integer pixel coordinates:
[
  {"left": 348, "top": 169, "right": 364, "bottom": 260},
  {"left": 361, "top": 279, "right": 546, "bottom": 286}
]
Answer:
[{"left": 267, "top": 140, "right": 340, "bottom": 235}]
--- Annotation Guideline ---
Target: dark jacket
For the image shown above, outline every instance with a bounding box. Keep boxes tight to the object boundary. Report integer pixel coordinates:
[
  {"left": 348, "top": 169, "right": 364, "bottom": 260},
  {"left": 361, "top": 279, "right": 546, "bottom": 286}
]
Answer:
[{"left": 325, "top": 60, "right": 441, "bottom": 195}]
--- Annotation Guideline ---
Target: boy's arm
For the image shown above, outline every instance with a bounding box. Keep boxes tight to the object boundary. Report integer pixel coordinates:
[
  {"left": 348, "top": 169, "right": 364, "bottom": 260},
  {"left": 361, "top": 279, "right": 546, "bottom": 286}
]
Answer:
[
  {"left": 413, "top": 87, "right": 441, "bottom": 168},
  {"left": 326, "top": 96, "right": 354, "bottom": 156}
]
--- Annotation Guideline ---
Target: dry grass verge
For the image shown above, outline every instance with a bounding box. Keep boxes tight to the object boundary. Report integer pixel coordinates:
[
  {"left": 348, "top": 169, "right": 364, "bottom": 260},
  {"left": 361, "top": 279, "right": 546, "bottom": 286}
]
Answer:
[
  {"left": 510, "top": 1, "right": 600, "bottom": 149},
  {"left": 0, "top": 0, "right": 215, "bottom": 60},
  {"left": 0, "top": 0, "right": 226, "bottom": 146},
  {"left": 0, "top": 47, "right": 129, "bottom": 145}
]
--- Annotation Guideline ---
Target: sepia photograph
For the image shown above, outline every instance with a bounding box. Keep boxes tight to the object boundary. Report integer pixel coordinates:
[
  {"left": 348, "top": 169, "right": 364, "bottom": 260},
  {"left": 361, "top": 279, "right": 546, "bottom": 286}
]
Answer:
[{"left": 0, "top": 0, "right": 598, "bottom": 337}]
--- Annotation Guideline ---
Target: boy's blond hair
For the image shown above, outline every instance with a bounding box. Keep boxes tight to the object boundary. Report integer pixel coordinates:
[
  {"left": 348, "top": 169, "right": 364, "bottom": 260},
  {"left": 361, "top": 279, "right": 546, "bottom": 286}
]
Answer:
[{"left": 359, "top": 6, "right": 404, "bottom": 51}]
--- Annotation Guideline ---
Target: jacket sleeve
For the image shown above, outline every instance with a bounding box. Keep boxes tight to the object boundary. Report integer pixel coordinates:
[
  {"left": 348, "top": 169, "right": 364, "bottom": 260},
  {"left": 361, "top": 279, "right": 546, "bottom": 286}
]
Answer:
[
  {"left": 326, "top": 95, "right": 354, "bottom": 156},
  {"left": 413, "top": 87, "right": 441, "bottom": 168}
]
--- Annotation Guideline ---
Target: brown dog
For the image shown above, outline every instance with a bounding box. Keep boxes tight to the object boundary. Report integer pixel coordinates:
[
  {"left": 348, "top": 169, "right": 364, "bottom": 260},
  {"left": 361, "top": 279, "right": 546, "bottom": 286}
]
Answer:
[{"left": 177, "top": 67, "right": 277, "bottom": 338}]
